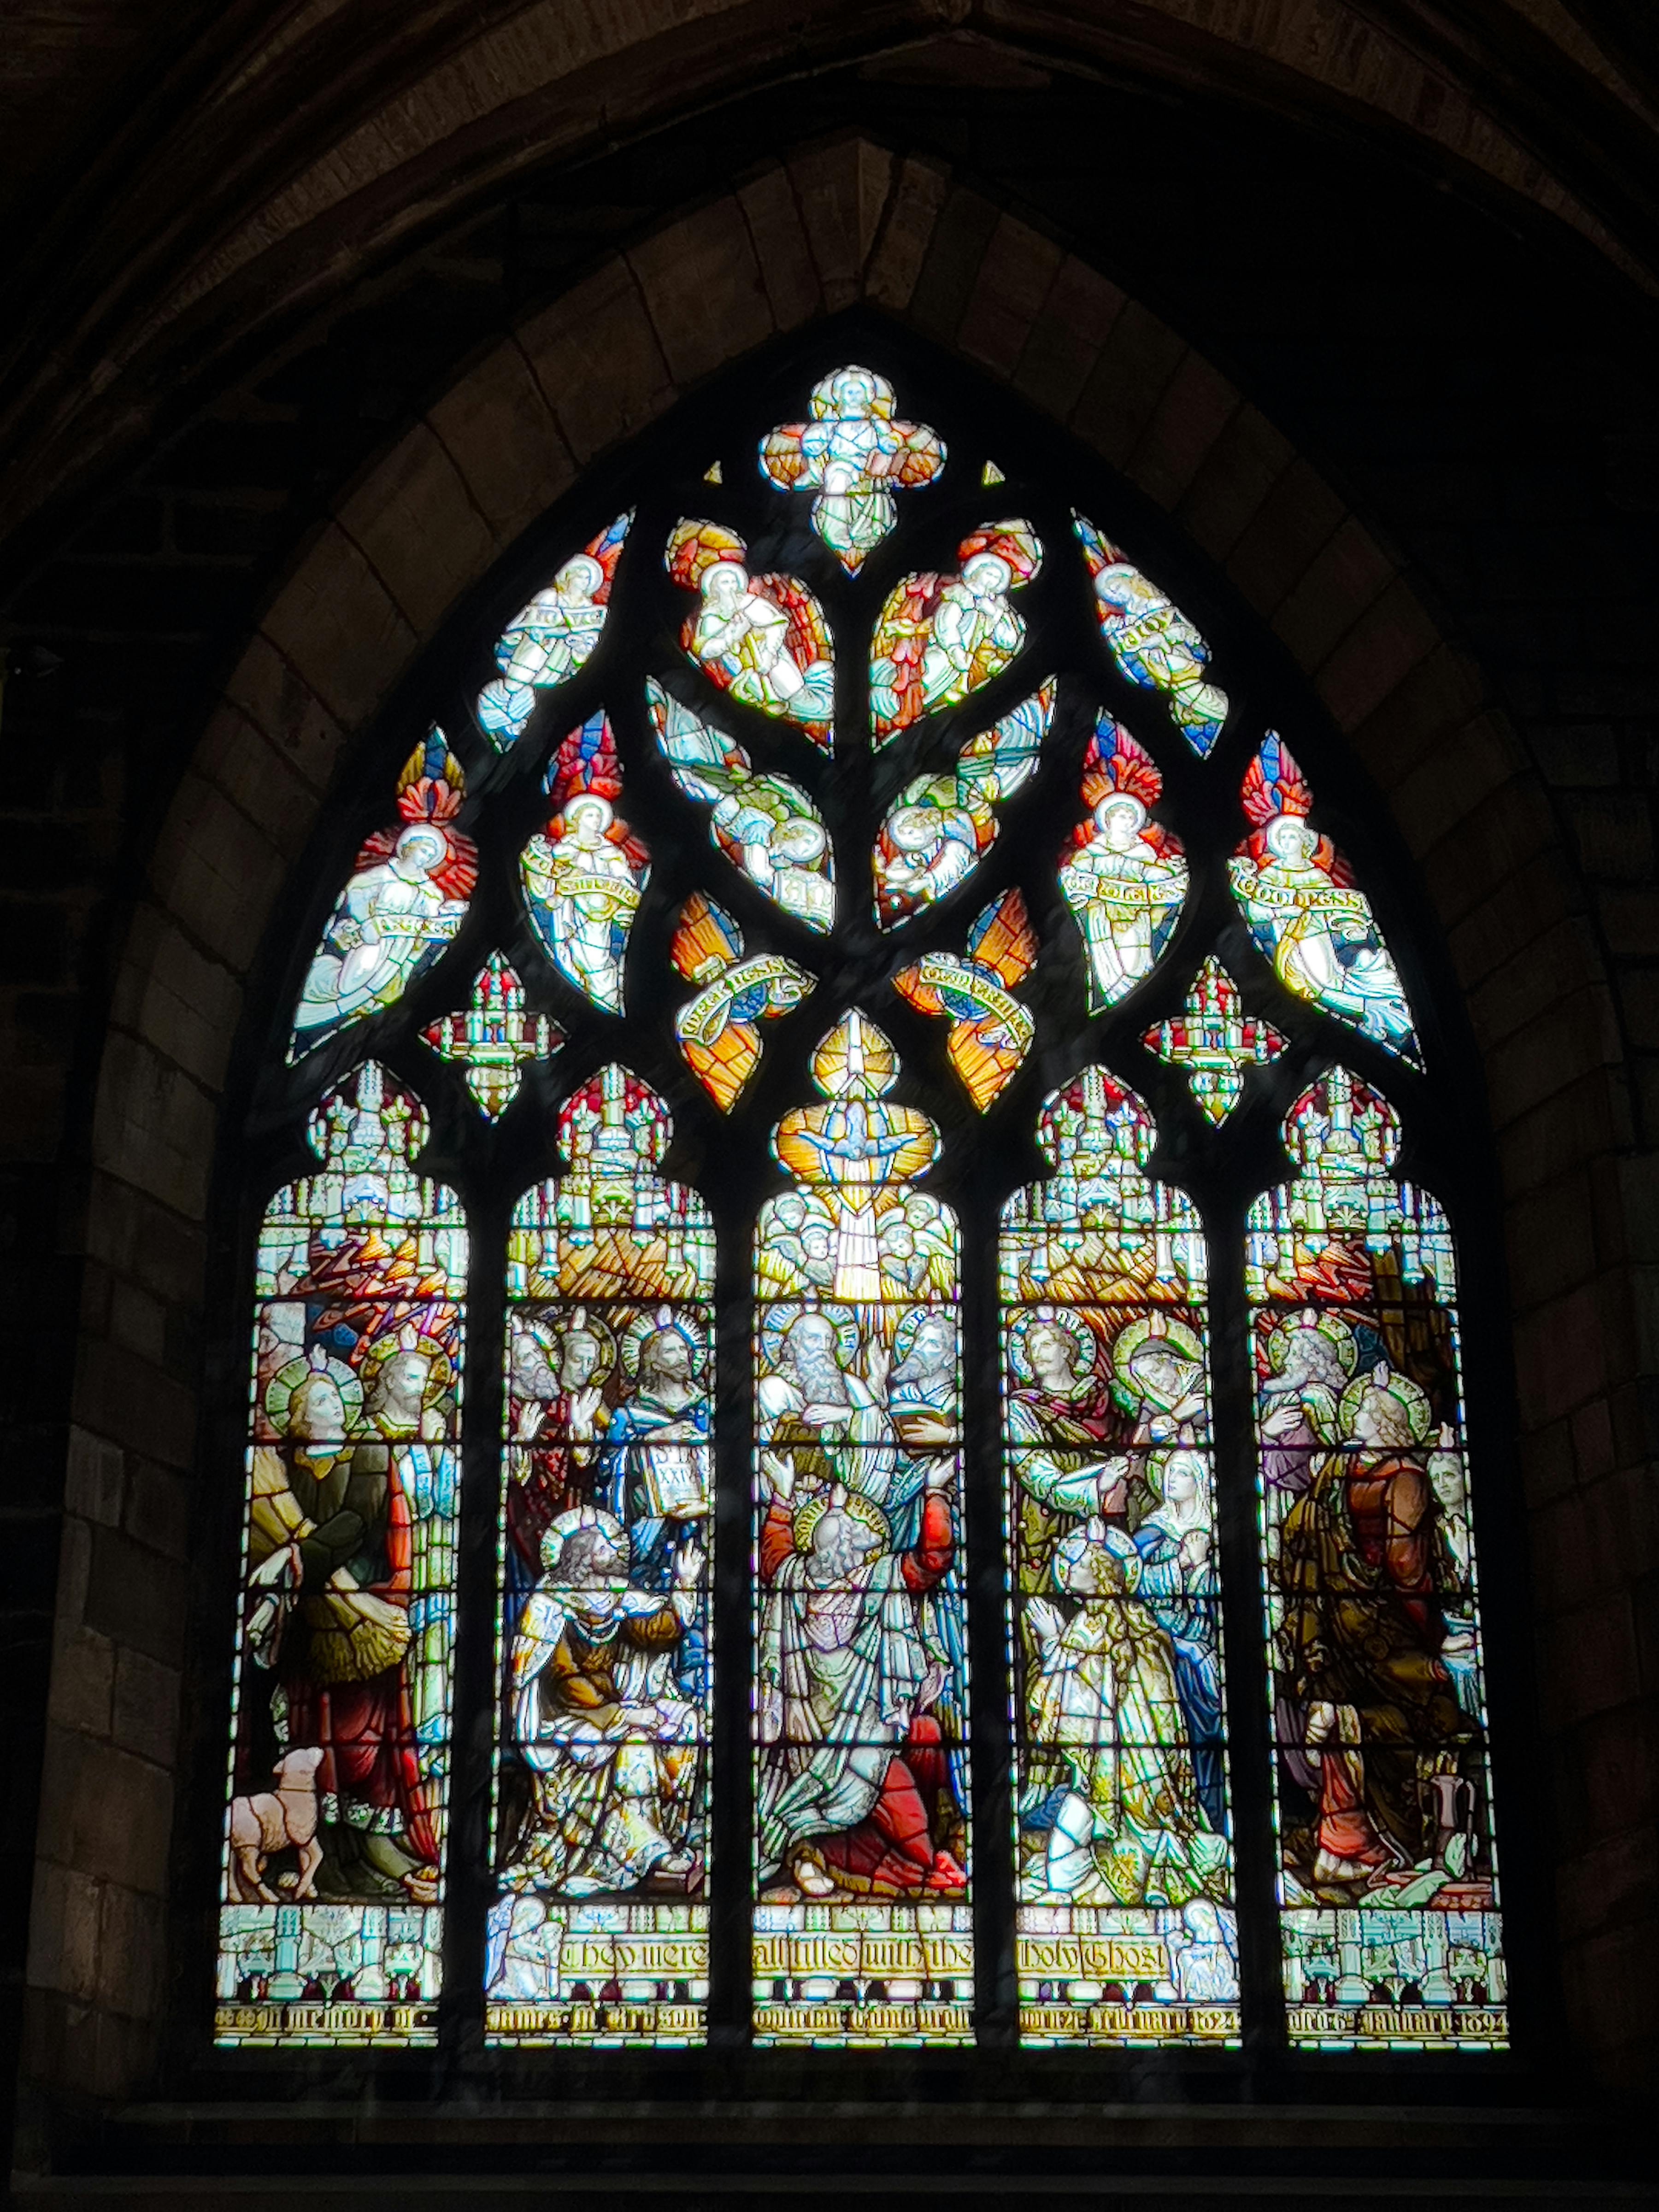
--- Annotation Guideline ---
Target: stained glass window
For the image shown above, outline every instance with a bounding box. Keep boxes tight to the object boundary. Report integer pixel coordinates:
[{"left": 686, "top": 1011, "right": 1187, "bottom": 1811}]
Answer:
[
  {"left": 753, "top": 1013, "right": 971, "bottom": 2043},
  {"left": 1002, "top": 1069, "right": 1237, "bottom": 2045},
  {"left": 218, "top": 1064, "right": 464, "bottom": 2043},
  {"left": 225, "top": 351, "right": 1509, "bottom": 2061},
  {"left": 488, "top": 1069, "right": 714, "bottom": 2045}
]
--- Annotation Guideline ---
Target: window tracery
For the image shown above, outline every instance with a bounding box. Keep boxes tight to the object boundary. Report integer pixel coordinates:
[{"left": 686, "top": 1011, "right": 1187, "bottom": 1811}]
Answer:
[{"left": 218, "top": 351, "right": 1506, "bottom": 2059}]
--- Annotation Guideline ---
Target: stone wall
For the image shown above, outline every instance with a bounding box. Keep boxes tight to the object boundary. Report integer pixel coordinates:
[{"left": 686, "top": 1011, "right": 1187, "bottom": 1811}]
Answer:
[{"left": 3, "top": 106, "right": 1657, "bottom": 2136}]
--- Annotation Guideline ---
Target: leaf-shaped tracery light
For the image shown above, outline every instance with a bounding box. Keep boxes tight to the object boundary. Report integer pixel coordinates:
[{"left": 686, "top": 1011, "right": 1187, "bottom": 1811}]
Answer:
[
  {"left": 1057, "top": 715, "right": 1187, "bottom": 1014},
  {"left": 671, "top": 894, "right": 815, "bottom": 1112},
  {"left": 1229, "top": 734, "right": 1418, "bottom": 1062},
  {"left": 873, "top": 686, "right": 1053, "bottom": 929},
  {"left": 477, "top": 511, "right": 630, "bottom": 747},
  {"left": 647, "top": 680, "right": 834, "bottom": 933},
  {"left": 893, "top": 888, "right": 1037, "bottom": 1111},
  {"left": 290, "top": 728, "right": 475, "bottom": 1060},
  {"left": 665, "top": 519, "right": 835, "bottom": 747},
  {"left": 1073, "top": 511, "right": 1228, "bottom": 757},
  {"left": 519, "top": 712, "right": 648, "bottom": 1014},
  {"left": 870, "top": 520, "right": 1041, "bottom": 743}
]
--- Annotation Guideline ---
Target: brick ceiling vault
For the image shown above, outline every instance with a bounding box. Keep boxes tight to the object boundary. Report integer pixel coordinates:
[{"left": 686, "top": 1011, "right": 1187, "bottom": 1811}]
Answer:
[{"left": 4, "top": 1, "right": 1659, "bottom": 555}]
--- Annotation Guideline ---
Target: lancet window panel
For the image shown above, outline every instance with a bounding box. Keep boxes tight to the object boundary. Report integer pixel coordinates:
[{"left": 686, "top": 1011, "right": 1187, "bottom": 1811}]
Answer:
[{"left": 218, "top": 339, "right": 1513, "bottom": 2063}]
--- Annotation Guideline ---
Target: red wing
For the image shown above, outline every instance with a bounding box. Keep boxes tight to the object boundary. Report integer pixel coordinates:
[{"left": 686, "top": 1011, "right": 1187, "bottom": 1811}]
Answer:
[
  {"left": 757, "top": 572, "right": 831, "bottom": 668},
  {"left": 433, "top": 828, "right": 478, "bottom": 902}
]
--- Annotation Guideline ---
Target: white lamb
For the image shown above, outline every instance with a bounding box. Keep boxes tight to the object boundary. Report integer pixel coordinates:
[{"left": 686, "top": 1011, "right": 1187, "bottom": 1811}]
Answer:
[{"left": 228, "top": 1745, "right": 326, "bottom": 1902}]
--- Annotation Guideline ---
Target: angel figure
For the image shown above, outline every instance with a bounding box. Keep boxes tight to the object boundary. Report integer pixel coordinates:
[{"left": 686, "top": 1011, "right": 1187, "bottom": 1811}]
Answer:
[
  {"left": 1228, "top": 734, "right": 1418, "bottom": 1059},
  {"left": 1073, "top": 511, "right": 1229, "bottom": 756},
  {"left": 666, "top": 520, "right": 834, "bottom": 742},
  {"left": 1058, "top": 718, "right": 1186, "bottom": 1012},
  {"left": 669, "top": 894, "right": 815, "bottom": 1112},
  {"left": 873, "top": 686, "right": 1053, "bottom": 926},
  {"left": 894, "top": 888, "right": 1038, "bottom": 1111},
  {"left": 520, "top": 712, "right": 649, "bottom": 1013},
  {"left": 759, "top": 364, "right": 946, "bottom": 571},
  {"left": 291, "top": 729, "right": 475, "bottom": 1058},
  {"left": 477, "top": 512, "right": 629, "bottom": 746},
  {"left": 871, "top": 521, "right": 1041, "bottom": 741},
  {"left": 646, "top": 682, "right": 834, "bottom": 931}
]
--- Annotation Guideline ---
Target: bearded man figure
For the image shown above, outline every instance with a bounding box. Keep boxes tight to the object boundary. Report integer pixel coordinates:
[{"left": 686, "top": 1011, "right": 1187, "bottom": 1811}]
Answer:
[
  {"left": 757, "top": 1308, "right": 900, "bottom": 1516},
  {"left": 504, "top": 1513, "right": 703, "bottom": 1897},
  {"left": 756, "top": 1448, "right": 966, "bottom": 1902},
  {"left": 1277, "top": 1362, "right": 1472, "bottom": 1891},
  {"left": 247, "top": 1342, "right": 443, "bottom": 1901},
  {"left": 503, "top": 1315, "right": 611, "bottom": 1628},
  {"left": 596, "top": 1314, "right": 712, "bottom": 1699}
]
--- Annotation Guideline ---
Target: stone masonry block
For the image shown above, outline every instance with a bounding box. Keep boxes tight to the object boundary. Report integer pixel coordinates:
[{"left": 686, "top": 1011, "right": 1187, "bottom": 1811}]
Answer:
[
  {"left": 109, "top": 903, "right": 243, "bottom": 1096},
  {"left": 1271, "top": 516, "right": 1396, "bottom": 672},
  {"left": 1392, "top": 713, "right": 1524, "bottom": 858},
  {"left": 125, "top": 1459, "right": 191, "bottom": 1561},
  {"left": 865, "top": 157, "right": 948, "bottom": 313},
  {"left": 147, "top": 770, "right": 287, "bottom": 977},
  {"left": 112, "top": 1645, "right": 182, "bottom": 1769},
  {"left": 261, "top": 522, "right": 418, "bottom": 729},
  {"left": 82, "top": 1172, "right": 207, "bottom": 1309},
  {"left": 1570, "top": 1390, "right": 1618, "bottom": 1486},
  {"left": 1513, "top": 1277, "right": 1617, "bottom": 1427},
  {"left": 33, "top": 1724, "right": 174, "bottom": 1897},
  {"left": 958, "top": 215, "right": 1063, "bottom": 381},
  {"left": 108, "top": 1277, "right": 167, "bottom": 1367},
  {"left": 1128, "top": 351, "right": 1240, "bottom": 513},
  {"left": 906, "top": 186, "right": 1000, "bottom": 344},
  {"left": 1177, "top": 403, "right": 1294, "bottom": 562},
  {"left": 64, "top": 1426, "right": 124, "bottom": 1529},
  {"left": 1012, "top": 254, "right": 1125, "bottom": 422},
  {"left": 629, "top": 195, "right": 772, "bottom": 387},
  {"left": 1555, "top": 1821, "right": 1659, "bottom": 1944},
  {"left": 1471, "top": 912, "right": 1605, "bottom": 1053},
  {"left": 1070, "top": 306, "right": 1186, "bottom": 471},
  {"left": 1487, "top": 986, "right": 1622, "bottom": 1132},
  {"left": 518, "top": 257, "right": 676, "bottom": 465},
  {"left": 335, "top": 421, "right": 497, "bottom": 639},
  {"left": 787, "top": 139, "right": 891, "bottom": 308},
  {"left": 1539, "top": 1597, "right": 1643, "bottom": 1729},
  {"left": 1497, "top": 1067, "right": 1627, "bottom": 1203},
  {"left": 1316, "top": 578, "right": 1442, "bottom": 733},
  {"left": 1348, "top": 641, "right": 1493, "bottom": 789},
  {"left": 194, "top": 703, "right": 320, "bottom": 861},
  {"left": 738, "top": 166, "right": 823, "bottom": 331},
  {"left": 47, "top": 1625, "right": 114, "bottom": 1740},
  {"left": 426, "top": 338, "right": 576, "bottom": 545},
  {"left": 52, "top": 1512, "right": 92, "bottom": 1642},
  {"left": 223, "top": 634, "right": 345, "bottom": 796},
  {"left": 26, "top": 1857, "right": 101, "bottom": 2004},
  {"left": 1447, "top": 851, "right": 1574, "bottom": 995},
  {"left": 72, "top": 1333, "right": 198, "bottom": 1472},
  {"left": 1226, "top": 458, "right": 1346, "bottom": 615},
  {"left": 94, "top": 1881, "right": 167, "bottom": 2019},
  {"left": 1417, "top": 774, "right": 1558, "bottom": 930},
  {"left": 1518, "top": 1415, "right": 1576, "bottom": 1510},
  {"left": 91, "top": 1030, "right": 218, "bottom": 1223},
  {"left": 1504, "top": 1166, "right": 1597, "bottom": 1313}
]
